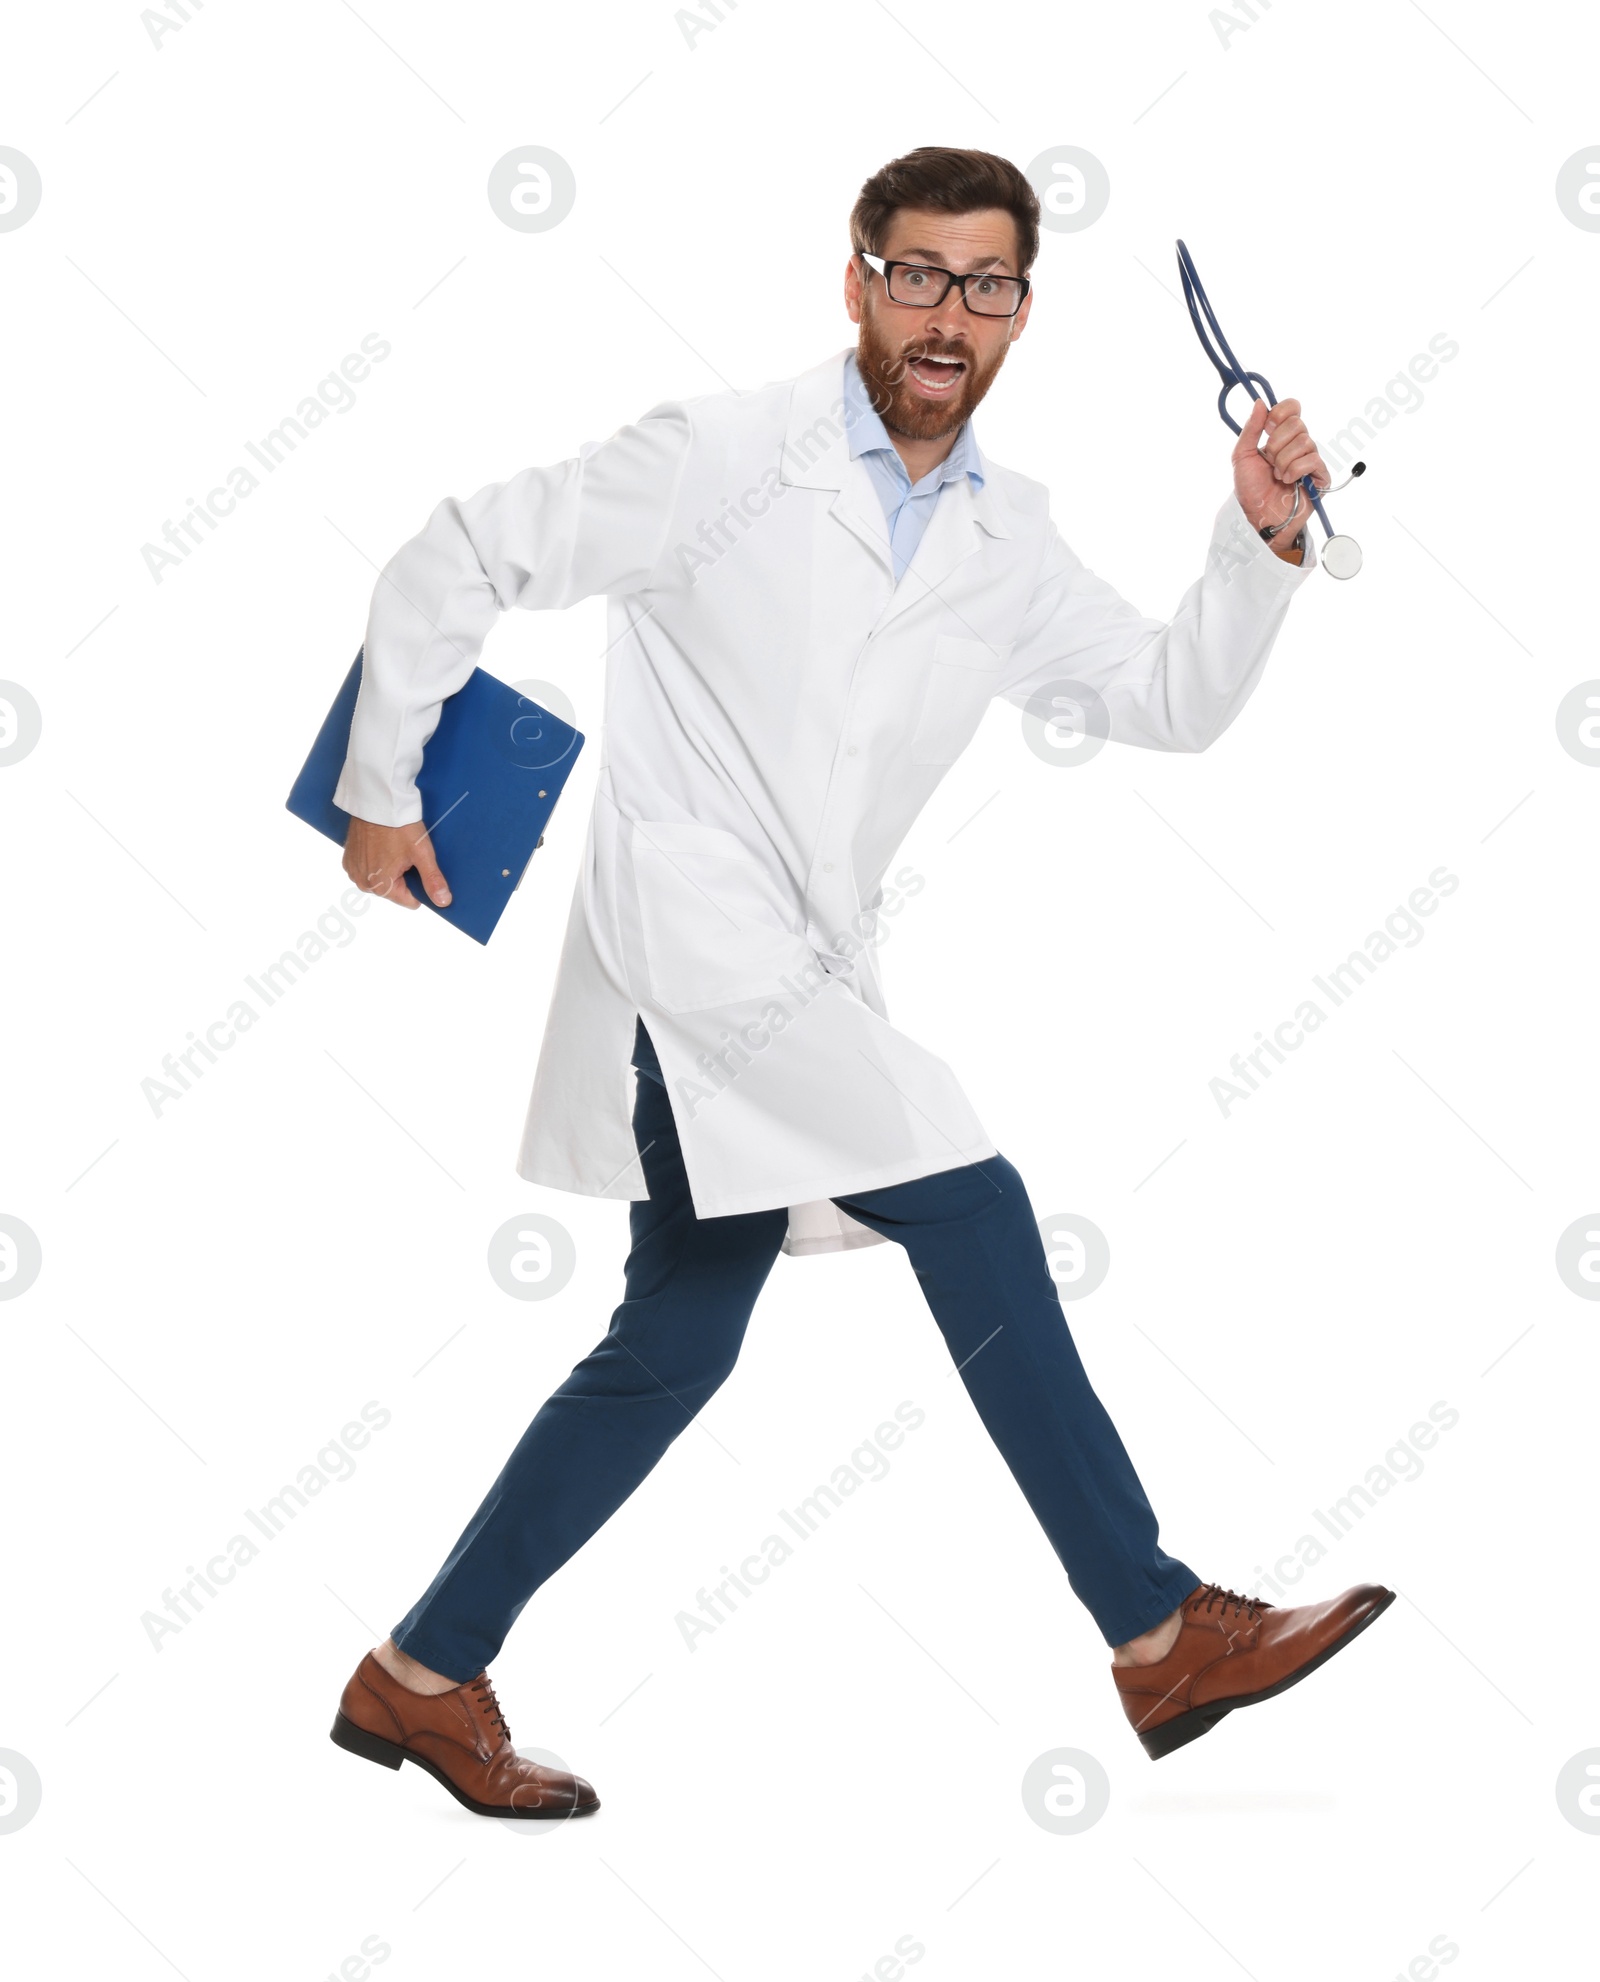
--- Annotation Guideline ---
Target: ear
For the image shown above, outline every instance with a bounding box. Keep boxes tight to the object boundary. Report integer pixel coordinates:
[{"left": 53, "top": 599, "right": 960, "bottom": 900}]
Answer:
[{"left": 844, "top": 253, "right": 865, "bottom": 327}]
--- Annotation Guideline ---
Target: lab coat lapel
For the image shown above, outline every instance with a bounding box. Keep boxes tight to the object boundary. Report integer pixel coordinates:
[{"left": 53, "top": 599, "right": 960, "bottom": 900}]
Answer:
[
  {"left": 778, "top": 350, "right": 1012, "bottom": 625},
  {"left": 779, "top": 349, "right": 893, "bottom": 576},
  {"left": 873, "top": 475, "right": 982, "bottom": 633},
  {"left": 829, "top": 457, "right": 894, "bottom": 572},
  {"left": 882, "top": 464, "right": 1014, "bottom": 635}
]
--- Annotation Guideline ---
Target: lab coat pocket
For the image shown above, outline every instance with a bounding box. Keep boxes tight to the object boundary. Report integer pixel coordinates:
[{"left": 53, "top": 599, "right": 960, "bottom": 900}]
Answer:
[
  {"left": 910, "top": 635, "right": 1011, "bottom": 767},
  {"left": 632, "top": 820, "right": 806, "bottom": 1014}
]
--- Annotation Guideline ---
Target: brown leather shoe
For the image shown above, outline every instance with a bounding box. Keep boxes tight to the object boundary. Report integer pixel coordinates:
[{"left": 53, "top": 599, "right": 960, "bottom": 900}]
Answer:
[
  {"left": 331, "top": 1651, "right": 599, "bottom": 1819},
  {"left": 1112, "top": 1581, "right": 1395, "bottom": 1759}
]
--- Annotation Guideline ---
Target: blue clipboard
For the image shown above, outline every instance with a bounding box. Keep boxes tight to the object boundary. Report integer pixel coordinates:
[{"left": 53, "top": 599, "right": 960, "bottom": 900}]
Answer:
[{"left": 286, "top": 650, "right": 585, "bottom": 945}]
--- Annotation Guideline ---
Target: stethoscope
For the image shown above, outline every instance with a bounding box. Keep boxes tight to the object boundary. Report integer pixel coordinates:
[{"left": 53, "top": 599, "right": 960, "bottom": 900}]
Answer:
[{"left": 1176, "top": 239, "right": 1365, "bottom": 580}]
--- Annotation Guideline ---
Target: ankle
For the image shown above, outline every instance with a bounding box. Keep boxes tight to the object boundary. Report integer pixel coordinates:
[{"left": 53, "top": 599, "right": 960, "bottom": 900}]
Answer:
[
  {"left": 373, "top": 1636, "right": 461, "bottom": 1696},
  {"left": 1112, "top": 1604, "right": 1184, "bottom": 1668}
]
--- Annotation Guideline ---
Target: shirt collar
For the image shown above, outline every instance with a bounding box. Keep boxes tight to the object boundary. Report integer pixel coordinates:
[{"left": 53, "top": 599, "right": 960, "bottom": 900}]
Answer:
[{"left": 842, "top": 351, "right": 985, "bottom": 490}]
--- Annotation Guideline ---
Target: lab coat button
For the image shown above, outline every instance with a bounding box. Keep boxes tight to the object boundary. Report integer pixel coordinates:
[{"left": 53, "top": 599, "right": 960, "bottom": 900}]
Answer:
[{"left": 822, "top": 861, "right": 835, "bottom": 873}]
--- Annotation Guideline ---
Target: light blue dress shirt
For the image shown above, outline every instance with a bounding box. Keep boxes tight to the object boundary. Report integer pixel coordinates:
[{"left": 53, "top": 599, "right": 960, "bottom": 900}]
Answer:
[{"left": 842, "top": 353, "right": 985, "bottom": 582}]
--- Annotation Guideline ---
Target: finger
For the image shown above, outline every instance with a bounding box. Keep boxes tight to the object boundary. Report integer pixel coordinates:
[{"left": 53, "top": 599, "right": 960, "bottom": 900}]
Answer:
[
  {"left": 1263, "top": 403, "right": 1305, "bottom": 449},
  {"left": 1262, "top": 428, "right": 1306, "bottom": 471},
  {"left": 406, "top": 832, "right": 453, "bottom": 908},
  {"left": 1231, "top": 397, "right": 1270, "bottom": 457},
  {"left": 1297, "top": 448, "right": 1331, "bottom": 490},
  {"left": 1276, "top": 444, "right": 1326, "bottom": 486},
  {"left": 1263, "top": 418, "right": 1307, "bottom": 464},
  {"left": 1266, "top": 435, "right": 1317, "bottom": 481},
  {"left": 375, "top": 869, "right": 419, "bottom": 909}
]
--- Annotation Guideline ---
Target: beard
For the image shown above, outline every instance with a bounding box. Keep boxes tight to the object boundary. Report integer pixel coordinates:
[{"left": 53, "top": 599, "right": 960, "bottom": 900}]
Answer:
[{"left": 854, "top": 305, "right": 1010, "bottom": 443}]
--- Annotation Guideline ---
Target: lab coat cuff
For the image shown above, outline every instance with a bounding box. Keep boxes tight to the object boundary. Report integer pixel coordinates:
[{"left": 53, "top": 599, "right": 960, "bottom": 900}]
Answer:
[
  {"left": 1218, "top": 489, "right": 1319, "bottom": 587},
  {"left": 330, "top": 767, "right": 425, "bottom": 829}
]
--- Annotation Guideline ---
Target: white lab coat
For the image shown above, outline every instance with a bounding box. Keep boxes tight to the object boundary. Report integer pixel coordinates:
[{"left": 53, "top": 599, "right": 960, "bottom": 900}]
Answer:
[{"left": 335, "top": 349, "right": 1316, "bottom": 1253}]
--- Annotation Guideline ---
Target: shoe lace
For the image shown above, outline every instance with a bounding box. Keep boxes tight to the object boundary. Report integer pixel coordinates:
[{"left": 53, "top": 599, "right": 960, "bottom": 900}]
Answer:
[
  {"left": 1193, "top": 1583, "right": 1271, "bottom": 1623},
  {"left": 469, "top": 1674, "right": 512, "bottom": 1745}
]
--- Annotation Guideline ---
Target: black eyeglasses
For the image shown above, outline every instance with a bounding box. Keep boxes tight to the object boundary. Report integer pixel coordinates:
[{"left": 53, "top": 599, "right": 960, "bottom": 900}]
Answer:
[{"left": 857, "top": 252, "right": 1030, "bottom": 319}]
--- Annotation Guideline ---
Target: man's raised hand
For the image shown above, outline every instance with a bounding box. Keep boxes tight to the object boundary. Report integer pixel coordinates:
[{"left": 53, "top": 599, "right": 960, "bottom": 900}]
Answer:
[{"left": 1231, "top": 396, "right": 1330, "bottom": 552}]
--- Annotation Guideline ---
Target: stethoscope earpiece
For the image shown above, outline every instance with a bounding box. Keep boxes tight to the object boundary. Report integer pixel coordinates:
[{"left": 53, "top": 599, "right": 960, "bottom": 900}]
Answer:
[
  {"left": 1177, "top": 239, "right": 1366, "bottom": 579},
  {"left": 1322, "top": 461, "right": 1366, "bottom": 496}
]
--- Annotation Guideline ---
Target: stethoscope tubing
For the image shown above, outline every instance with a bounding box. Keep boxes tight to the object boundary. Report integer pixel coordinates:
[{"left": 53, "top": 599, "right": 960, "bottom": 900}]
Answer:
[{"left": 1175, "top": 237, "right": 1336, "bottom": 541}]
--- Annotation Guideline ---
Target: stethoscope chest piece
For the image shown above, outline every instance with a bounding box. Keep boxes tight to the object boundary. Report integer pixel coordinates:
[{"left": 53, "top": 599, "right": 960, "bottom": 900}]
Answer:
[{"left": 1321, "top": 534, "right": 1363, "bottom": 581}]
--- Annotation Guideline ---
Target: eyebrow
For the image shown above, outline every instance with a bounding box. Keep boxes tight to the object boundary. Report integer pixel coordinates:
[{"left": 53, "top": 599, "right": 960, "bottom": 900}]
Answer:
[{"left": 893, "top": 247, "right": 1016, "bottom": 275}]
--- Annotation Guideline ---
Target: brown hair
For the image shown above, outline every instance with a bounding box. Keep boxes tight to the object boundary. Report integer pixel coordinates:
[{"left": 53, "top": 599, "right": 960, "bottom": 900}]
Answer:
[{"left": 849, "top": 147, "right": 1041, "bottom": 277}]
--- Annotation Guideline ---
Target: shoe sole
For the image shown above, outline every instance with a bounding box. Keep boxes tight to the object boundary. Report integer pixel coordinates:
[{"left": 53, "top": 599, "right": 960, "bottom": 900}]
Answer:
[
  {"left": 330, "top": 1710, "right": 600, "bottom": 1819},
  {"left": 1136, "top": 1588, "right": 1397, "bottom": 1761}
]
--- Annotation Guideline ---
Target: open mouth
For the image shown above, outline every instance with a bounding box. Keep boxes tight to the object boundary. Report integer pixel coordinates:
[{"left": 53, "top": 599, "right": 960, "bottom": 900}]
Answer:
[{"left": 906, "top": 352, "right": 967, "bottom": 394}]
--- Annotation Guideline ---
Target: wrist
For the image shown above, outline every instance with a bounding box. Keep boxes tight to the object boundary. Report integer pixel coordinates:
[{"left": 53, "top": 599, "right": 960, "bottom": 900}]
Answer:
[{"left": 1260, "top": 522, "right": 1306, "bottom": 564}]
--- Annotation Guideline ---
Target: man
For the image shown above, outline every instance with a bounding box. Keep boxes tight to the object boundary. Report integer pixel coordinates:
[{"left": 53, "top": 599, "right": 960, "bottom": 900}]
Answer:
[{"left": 328, "top": 147, "right": 1391, "bottom": 1819}]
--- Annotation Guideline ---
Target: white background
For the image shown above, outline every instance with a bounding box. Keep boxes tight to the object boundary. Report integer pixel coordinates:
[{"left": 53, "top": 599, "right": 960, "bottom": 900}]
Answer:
[{"left": 3, "top": 0, "right": 1596, "bottom": 1976}]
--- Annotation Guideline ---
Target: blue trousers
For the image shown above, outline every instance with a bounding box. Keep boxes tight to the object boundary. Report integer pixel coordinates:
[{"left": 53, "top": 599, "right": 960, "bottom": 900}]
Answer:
[{"left": 392, "top": 1021, "right": 1198, "bottom": 1679}]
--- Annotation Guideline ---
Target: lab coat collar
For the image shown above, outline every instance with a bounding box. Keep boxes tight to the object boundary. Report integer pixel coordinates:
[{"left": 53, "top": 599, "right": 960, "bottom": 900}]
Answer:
[{"left": 780, "top": 348, "right": 1011, "bottom": 543}]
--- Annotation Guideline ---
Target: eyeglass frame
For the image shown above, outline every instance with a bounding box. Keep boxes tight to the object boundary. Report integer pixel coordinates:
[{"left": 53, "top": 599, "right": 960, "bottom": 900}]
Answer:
[{"left": 855, "top": 251, "right": 1032, "bottom": 319}]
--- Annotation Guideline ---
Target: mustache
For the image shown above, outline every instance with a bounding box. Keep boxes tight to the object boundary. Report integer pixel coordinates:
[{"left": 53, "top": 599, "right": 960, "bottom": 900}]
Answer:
[
  {"left": 869, "top": 338, "right": 972, "bottom": 394},
  {"left": 891, "top": 337, "right": 970, "bottom": 364}
]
